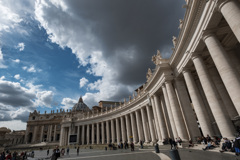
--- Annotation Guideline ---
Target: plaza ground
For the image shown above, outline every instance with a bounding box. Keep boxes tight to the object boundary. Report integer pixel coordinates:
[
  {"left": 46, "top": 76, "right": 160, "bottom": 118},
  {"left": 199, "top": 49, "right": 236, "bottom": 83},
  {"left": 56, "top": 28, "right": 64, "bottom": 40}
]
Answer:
[{"left": 27, "top": 145, "right": 239, "bottom": 160}]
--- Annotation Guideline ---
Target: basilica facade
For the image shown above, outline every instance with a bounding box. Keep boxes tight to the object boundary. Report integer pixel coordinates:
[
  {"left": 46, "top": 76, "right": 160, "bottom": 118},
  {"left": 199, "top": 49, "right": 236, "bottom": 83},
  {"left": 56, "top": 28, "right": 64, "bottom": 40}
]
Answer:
[{"left": 25, "top": 0, "right": 240, "bottom": 146}]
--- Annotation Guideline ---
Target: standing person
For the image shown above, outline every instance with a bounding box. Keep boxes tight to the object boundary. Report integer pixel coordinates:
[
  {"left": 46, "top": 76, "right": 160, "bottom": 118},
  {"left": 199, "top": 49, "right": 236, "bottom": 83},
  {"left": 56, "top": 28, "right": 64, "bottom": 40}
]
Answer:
[
  {"left": 169, "top": 138, "right": 173, "bottom": 149},
  {"left": 61, "top": 148, "right": 65, "bottom": 156},
  {"left": 47, "top": 149, "right": 49, "bottom": 156},
  {"left": 130, "top": 142, "right": 134, "bottom": 151},
  {"left": 124, "top": 141, "right": 127, "bottom": 149},
  {"left": 5, "top": 153, "right": 12, "bottom": 160},
  {"left": 55, "top": 146, "right": 60, "bottom": 159},
  {"left": 234, "top": 135, "right": 240, "bottom": 156},
  {"left": 140, "top": 140, "right": 143, "bottom": 149},
  {"left": 77, "top": 147, "right": 79, "bottom": 156},
  {"left": 67, "top": 147, "right": 70, "bottom": 156},
  {"left": 51, "top": 149, "right": 56, "bottom": 160}
]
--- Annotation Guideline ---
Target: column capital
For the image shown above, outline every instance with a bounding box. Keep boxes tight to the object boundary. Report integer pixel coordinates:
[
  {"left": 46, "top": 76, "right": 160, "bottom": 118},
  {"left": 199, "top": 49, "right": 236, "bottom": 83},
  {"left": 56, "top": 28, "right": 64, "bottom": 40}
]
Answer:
[
  {"left": 190, "top": 52, "right": 202, "bottom": 61},
  {"left": 217, "top": 0, "right": 234, "bottom": 11},
  {"left": 182, "top": 67, "right": 192, "bottom": 74},
  {"left": 164, "top": 80, "right": 172, "bottom": 85},
  {"left": 202, "top": 30, "right": 216, "bottom": 42}
]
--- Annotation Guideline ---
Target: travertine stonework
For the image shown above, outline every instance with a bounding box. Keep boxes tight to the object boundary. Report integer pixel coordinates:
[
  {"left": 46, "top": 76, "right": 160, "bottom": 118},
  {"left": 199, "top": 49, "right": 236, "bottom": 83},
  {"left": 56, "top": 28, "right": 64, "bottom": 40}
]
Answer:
[{"left": 23, "top": 0, "right": 240, "bottom": 146}]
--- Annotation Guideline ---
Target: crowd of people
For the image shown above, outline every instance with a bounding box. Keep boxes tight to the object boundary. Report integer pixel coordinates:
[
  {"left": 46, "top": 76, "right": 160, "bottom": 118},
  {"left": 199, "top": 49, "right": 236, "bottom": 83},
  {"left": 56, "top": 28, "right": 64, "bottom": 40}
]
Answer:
[
  {"left": 116, "top": 141, "right": 135, "bottom": 151},
  {"left": 0, "top": 150, "right": 33, "bottom": 160}
]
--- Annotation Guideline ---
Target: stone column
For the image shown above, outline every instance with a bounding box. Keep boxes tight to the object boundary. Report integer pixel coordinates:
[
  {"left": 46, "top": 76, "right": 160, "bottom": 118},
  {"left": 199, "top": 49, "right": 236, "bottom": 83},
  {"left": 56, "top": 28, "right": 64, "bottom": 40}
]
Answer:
[
  {"left": 135, "top": 110, "right": 144, "bottom": 141},
  {"left": 162, "top": 85, "right": 178, "bottom": 139},
  {"left": 92, "top": 124, "right": 95, "bottom": 144},
  {"left": 48, "top": 125, "right": 52, "bottom": 142},
  {"left": 53, "top": 125, "right": 57, "bottom": 142},
  {"left": 86, "top": 124, "right": 90, "bottom": 144},
  {"left": 228, "top": 49, "right": 240, "bottom": 75},
  {"left": 218, "top": 0, "right": 240, "bottom": 42},
  {"left": 125, "top": 114, "right": 132, "bottom": 143},
  {"left": 68, "top": 126, "right": 72, "bottom": 145},
  {"left": 182, "top": 69, "right": 214, "bottom": 137},
  {"left": 203, "top": 32, "right": 240, "bottom": 115},
  {"left": 141, "top": 107, "right": 150, "bottom": 142},
  {"left": 116, "top": 118, "right": 121, "bottom": 143},
  {"left": 165, "top": 81, "right": 188, "bottom": 140},
  {"left": 101, "top": 122, "right": 105, "bottom": 144},
  {"left": 60, "top": 127, "right": 64, "bottom": 146},
  {"left": 81, "top": 125, "right": 85, "bottom": 145},
  {"left": 111, "top": 119, "right": 116, "bottom": 143},
  {"left": 192, "top": 54, "right": 235, "bottom": 138},
  {"left": 159, "top": 95, "right": 173, "bottom": 139},
  {"left": 130, "top": 112, "right": 138, "bottom": 143},
  {"left": 146, "top": 105, "right": 156, "bottom": 143},
  {"left": 24, "top": 126, "right": 29, "bottom": 143},
  {"left": 106, "top": 121, "right": 110, "bottom": 144},
  {"left": 174, "top": 78, "right": 201, "bottom": 139},
  {"left": 32, "top": 126, "right": 38, "bottom": 143},
  {"left": 121, "top": 116, "right": 127, "bottom": 142},
  {"left": 150, "top": 97, "right": 160, "bottom": 141},
  {"left": 77, "top": 126, "right": 80, "bottom": 144},
  {"left": 40, "top": 126, "right": 44, "bottom": 142},
  {"left": 153, "top": 95, "right": 168, "bottom": 140},
  {"left": 209, "top": 66, "right": 238, "bottom": 118},
  {"left": 97, "top": 123, "right": 100, "bottom": 144}
]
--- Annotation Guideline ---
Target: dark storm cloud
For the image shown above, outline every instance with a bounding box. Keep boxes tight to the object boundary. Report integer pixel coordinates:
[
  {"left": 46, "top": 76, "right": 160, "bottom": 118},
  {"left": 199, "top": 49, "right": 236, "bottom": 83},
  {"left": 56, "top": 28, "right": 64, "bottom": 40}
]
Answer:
[{"left": 64, "top": 0, "right": 186, "bottom": 85}]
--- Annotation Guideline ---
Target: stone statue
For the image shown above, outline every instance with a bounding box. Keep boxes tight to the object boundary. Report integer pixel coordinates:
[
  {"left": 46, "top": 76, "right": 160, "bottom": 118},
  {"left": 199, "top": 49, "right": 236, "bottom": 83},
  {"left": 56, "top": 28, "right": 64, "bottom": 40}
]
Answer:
[
  {"left": 152, "top": 50, "right": 163, "bottom": 65},
  {"left": 172, "top": 36, "right": 177, "bottom": 48},
  {"left": 178, "top": 19, "right": 183, "bottom": 29},
  {"left": 146, "top": 68, "right": 152, "bottom": 81}
]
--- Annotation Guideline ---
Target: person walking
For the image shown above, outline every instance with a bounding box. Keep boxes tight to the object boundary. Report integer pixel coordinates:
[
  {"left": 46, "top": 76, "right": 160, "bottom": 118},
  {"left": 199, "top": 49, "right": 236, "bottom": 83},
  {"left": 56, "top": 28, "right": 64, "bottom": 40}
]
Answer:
[
  {"left": 140, "top": 140, "right": 143, "bottom": 149},
  {"left": 47, "top": 149, "right": 49, "bottom": 156},
  {"left": 55, "top": 146, "right": 60, "bottom": 159},
  {"left": 67, "top": 147, "right": 70, "bottom": 156},
  {"left": 169, "top": 138, "right": 173, "bottom": 149},
  {"left": 77, "top": 147, "right": 79, "bottom": 156},
  {"left": 130, "top": 142, "right": 134, "bottom": 151}
]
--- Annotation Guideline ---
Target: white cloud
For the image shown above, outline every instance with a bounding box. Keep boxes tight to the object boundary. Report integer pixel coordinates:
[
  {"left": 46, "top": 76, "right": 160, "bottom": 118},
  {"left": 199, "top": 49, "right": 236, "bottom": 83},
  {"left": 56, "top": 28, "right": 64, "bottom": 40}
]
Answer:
[
  {"left": 14, "top": 74, "right": 20, "bottom": 80},
  {"left": 0, "top": 120, "right": 26, "bottom": 130},
  {"left": 15, "top": 42, "right": 25, "bottom": 51},
  {"left": 12, "top": 59, "right": 20, "bottom": 63},
  {"left": 36, "top": 90, "right": 54, "bottom": 108},
  {"left": 0, "top": 0, "right": 22, "bottom": 32},
  {"left": 22, "top": 65, "right": 41, "bottom": 73},
  {"left": 61, "top": 97, "right": 77, "bottom": 110},
  {"left": 0, "top": 76, "right": 5, "bottom": 80},
  {"left": 79, "top": 77, "right": 88, "bottom": 88},
  {"left": 0, "top": 48, "right": 7, "bottom": 68}
]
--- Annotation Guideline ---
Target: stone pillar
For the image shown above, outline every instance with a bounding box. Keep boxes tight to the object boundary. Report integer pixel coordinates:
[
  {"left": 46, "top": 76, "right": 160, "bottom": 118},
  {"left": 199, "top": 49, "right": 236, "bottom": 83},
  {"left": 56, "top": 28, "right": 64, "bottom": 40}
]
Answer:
[
  {"left": 165, "top": 81, "right": 188, "bottom": 140},
  {"left": 228, "top": 49, "right": 240, "bottom": 75},
  {"left": 130, "top": 112, "right": 138, "bottom": 143},
  {"left": 218, "top": 0, "right": 240, "bottom": 42},
  {"left": 141, "top": 107, "right": 150, "bottom": 142},
  {"left": 116, "top": 118, "right": 121, "bottom": 143},
  {"left": 32, "top": 126, "right": 38, "bottom": 143},
  {"left": 153, "top": 95, "right": 168, "bottom": 140},
  {"left": 182, "top": 69, "right": 214, "bottom": 137},
  {"left": 106, "top": 121, "right": 110, "bottom": 144},
  {"left": 24, "top": 126, "right": 29, "bottom": 143},
  {"left": 162, "top": 85, "right": 178, "bottom": 139},
  {"left": 192, "top": 54, "right": 235, "bottom": 138},
  {"left": 111, "top": 119, "right": 116, "bottom": 143},
  {"left": 68, "top": 126, "right": 71, "bottom": 145},
  {"left": 146, "top": 105, "right": 156, "bottom": 143},
  {"left": 60, "top": 127, "right": 64, "bottom": 146},
  {"left": 40, "top": 126, "right": 44, "bottom": 142},
  {"left": 121, "top": 116, "right": 127, "bottom": 142},
  {"left": 86, "top": 124, "right": 90, "bottom": 144},
  {"left": 48, "top": 125, "right": 52, "bottom": 142},
  {"left": 125, "top": 114, "right": 132, "bottom": 143},
  {"left": 135, "top": 110, "right": 144, "bottom": 141},
  {"left": 97, "top": 123, "right": 100, "bottom": 144},
  {"left": 81, "top": 125, "right": 85, "bottom": 145},
  {"left": 101, "top": 122, "right": 105, "bottom": 144},
  {"left": 53, "top": 125, "right": 57, "bottom": 142},
  {"left": 209, "top": 66, "right": 238, "bottom": 118},
  {"left": 150, "top": 96, "right": 160, "bottom": 141},
  {"left": 174, "top": 78, "right": 201, "bottom": 139},
  {"left": 92, "top": 124, "right": 95, "bottom": 144},
  {"left": 203, "top": 32, "right": 240, "bottom": 115},
  {"left": 159, "top": 95, "right": 173, "bottom": 139},
  {"left": 77, "top": 125, "right": 80, "bottom": 144}
]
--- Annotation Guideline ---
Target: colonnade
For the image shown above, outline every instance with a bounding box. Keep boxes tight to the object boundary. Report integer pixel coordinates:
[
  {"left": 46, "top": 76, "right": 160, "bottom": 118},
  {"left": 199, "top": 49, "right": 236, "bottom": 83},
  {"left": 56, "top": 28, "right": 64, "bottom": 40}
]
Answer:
[{"left": 58, "top": 0, "right": 240, "bottom": 146}]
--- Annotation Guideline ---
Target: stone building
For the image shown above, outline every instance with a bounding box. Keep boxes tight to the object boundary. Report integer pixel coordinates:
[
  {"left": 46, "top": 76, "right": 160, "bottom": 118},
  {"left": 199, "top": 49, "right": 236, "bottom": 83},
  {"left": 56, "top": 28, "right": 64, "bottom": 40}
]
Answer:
[
  {"left": 0, "top": 127, "right": 25, "bottom": 148},
  {"left": 24, "top": 0, "right": 240, "bottom": 146}
]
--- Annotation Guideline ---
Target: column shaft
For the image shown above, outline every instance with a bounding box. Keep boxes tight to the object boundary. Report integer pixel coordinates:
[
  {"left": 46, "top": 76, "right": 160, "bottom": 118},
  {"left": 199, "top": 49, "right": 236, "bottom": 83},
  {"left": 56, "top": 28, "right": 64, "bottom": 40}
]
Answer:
[
  {"left": 146, "top": 105, "right": 156, "bottom": 143},
  {"left": 97, "top": 123, "right": 100, "bottom": 144},
  {"left": 125, "top": 114, "right": 132, "bottom": 143},
  {"left": 203, "top": 33, "right": 240, "bottom": 115},
  {"left": 111, "top": 119, "right": 116, "bottom": 143},
  {"left": 101, "top": 122, "right": 105, "bottom": 144},
  {"left": 92, "top": 124, "right": 95, "bottom": 144},
  {"left": 81, "top": 125, "right": 85, "bottom": 145},
  {"left": 130, "top": 112, "right": 138, "bottom": 143},
  {"left": 106, "top": 121, "right": 110, "bottom": 144},
  {"left": 192, "top": 54, "right": 235, "bottom": 138},
  {"left": 135, "top": 110, "right": 144, "bottom": 141},
  {"left": 77, "top": 126, "right": 80, "bottom": 144},
  {"left": 116, "top": 118, "right": 121, "bottom": 143},
  {"left": 121, "top": 116, "right": 127, "bottom": 142}
]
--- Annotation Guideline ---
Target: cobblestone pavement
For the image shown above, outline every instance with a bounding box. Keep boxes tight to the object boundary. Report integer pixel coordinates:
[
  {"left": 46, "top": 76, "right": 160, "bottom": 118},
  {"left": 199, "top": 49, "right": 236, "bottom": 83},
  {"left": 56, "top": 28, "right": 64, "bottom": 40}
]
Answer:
[{"left": 25, "top": 145, "right": 240, "bottom": 160}]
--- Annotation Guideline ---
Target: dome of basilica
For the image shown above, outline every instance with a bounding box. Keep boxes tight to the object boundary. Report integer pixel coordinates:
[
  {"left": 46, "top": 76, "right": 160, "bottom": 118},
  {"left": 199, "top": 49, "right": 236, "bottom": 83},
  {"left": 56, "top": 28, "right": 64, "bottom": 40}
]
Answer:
[{"left": 72, "top": 97, "right": 90, "bottom": 112}]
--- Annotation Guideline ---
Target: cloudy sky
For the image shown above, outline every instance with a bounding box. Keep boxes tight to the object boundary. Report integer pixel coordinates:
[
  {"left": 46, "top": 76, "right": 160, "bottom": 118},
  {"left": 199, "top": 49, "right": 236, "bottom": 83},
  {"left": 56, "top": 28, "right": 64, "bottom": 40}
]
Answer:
[{"left": 0, "top": 0, "right": 186, "bottom": 130}]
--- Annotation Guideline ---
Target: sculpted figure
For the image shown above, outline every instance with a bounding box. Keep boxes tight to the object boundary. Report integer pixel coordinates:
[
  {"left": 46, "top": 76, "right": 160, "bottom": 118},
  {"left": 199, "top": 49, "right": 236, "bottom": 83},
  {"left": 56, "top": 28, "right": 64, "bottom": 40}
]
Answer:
[
  {"left": 172, "top": 36, "right": 177, "bottom": 48},
  {"left": 152, "top": 50, "right": 163, "bottom": 65},
  {"left": 179, "top": 19, "right": 183, "bottom": 29},
  {"left": 146, "top": 68, "right": 152, "bottom": 81}
]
